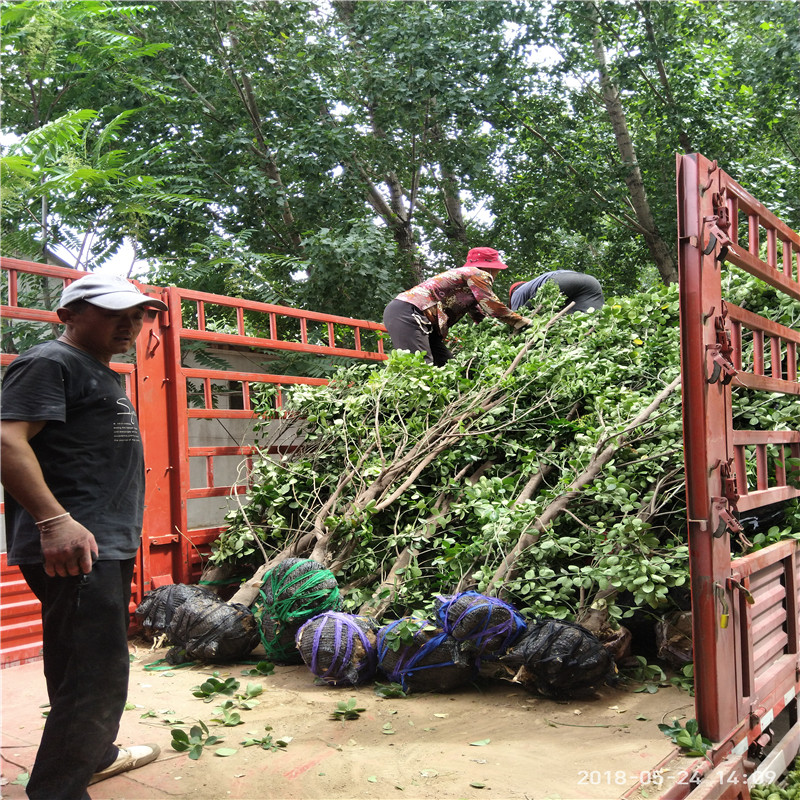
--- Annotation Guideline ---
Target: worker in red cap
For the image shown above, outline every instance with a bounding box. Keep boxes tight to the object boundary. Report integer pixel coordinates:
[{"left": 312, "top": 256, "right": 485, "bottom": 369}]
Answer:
[
  {"left": 508, "top": 271, "right": 604, "bottom": 315},
  {"left": 382, "top": 247, "right": 532, "bottom": 366}
]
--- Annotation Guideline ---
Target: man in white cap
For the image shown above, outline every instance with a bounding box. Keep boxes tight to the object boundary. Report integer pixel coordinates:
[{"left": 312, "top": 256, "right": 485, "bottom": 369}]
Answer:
[
  {"left": 1, "top": 274, "right": 167, "bottom": 799},
  {"left": 382, "top": 247, "right": 532, "bottom": 366}
]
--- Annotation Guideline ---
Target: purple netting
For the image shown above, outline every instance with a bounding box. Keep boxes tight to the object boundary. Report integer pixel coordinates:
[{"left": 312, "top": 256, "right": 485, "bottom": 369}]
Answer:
[{"left": 296, "top": 612, "right": 378, "bottom": 686}]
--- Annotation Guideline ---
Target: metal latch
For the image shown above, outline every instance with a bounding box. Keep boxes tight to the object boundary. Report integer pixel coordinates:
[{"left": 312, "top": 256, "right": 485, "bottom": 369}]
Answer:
[
  {"left": 711, "top": 461, "right": 742, "bottom": 538},
  {"left": 702, "top": 188, "right": 731, "bottom": 262},
  {"left": 711, "top": 497, "right": 743, "bottom": 538},
  {"left": 727, "top": 577, "right": 755, "bottom": 605},
  {"left": 707, "top": 303, "right": 738, "bottom": 385}
]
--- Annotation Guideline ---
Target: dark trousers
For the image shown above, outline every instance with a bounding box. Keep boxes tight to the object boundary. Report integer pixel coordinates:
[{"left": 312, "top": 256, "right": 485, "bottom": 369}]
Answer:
[
  {"left": 20, "top": 559, "right": 135, "bottom": 800},
  {"left": 382, "top": 299, "right": 453, "bottom": 366}
]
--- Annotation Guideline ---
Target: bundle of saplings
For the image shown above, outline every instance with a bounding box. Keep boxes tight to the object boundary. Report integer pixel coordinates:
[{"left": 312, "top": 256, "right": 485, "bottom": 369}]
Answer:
[
  {"left": 135, "top": 583, "right": 216, "bottom": 640},
  {"left": 210, "top": 277, "right": 800, "bottom": 663},
  {"left": 296, "top": 611, "right": 378, "bottom": 686},
  {"left": 498, "top": 618, "right": 617, "bottom": 697},
  {"left": 376, "top": 617, "right": 474, "bottom": 693},
  {"left": 435, "top": 591, "right": 527, "bottom": 663},
  {"left": 166, "top": 595, "right": 260, "bottom": 664},
  {"left": 253, "top": 558, "right": 341, "bottom": 664}
]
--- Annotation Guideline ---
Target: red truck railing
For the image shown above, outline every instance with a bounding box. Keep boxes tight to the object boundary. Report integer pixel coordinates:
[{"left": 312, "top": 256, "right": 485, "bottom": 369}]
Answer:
[
  {"left": 676, "top": 154, "right": 800, "bottom": 793},
  {"left": 0, "top": 257, "right": 387, "bottom": 666}
]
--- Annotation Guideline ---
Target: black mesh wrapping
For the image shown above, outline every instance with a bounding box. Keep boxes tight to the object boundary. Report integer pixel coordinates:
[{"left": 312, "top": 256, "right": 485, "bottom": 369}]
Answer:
[
  {"left": 134, "top": 583, "right": 216, "bottom": 641},
  {"left": 166, "top": 595, "right": 259, "bottom": 663},
  {"left": 500, "top": 619, "right": 616, "bottom": 697}
]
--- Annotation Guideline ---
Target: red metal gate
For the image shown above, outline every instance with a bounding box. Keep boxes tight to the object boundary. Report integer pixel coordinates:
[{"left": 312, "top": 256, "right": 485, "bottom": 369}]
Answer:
[
  {"left": 0, "top": 257, "right": 387, "bottom": 666},
  {"left": 677, "top": 153, "right": 800, "bottom": 785}
]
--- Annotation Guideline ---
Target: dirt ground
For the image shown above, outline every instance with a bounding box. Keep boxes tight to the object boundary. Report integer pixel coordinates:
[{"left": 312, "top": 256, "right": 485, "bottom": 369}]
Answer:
[{"left": 1, "top": 639, "right": 699, "bottom": 800}]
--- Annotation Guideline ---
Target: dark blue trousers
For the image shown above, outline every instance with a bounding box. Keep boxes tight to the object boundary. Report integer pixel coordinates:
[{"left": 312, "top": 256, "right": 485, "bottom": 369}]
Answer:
[{"left": 20, "top": 559, "right": 135, "bottom": 800}]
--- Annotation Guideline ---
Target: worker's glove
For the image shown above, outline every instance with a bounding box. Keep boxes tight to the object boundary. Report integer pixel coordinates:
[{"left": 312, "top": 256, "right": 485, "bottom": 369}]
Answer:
[
  {"left": 512, "top": 316, "right": 534, "bottom": 333},
  {"left": 37, "top": 513, "right": 98, "bottom": 578}
]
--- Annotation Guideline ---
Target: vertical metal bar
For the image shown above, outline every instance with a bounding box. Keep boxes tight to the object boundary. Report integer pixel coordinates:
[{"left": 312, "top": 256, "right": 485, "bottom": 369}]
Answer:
[
  {"left": 164, "top": 286, "right": 192, "bottom": 584},
  {"left": 8, "top": 268, "right": 18, "bottom": 307},
  {"left": 197, "top": 300, "right": 206, "bottom": 331},
  {"left": 300, "top": 318, "right": 308, "bottom": 345},
  {"left": 753, "top": 330, "right": 764, "bottom": 375},
  {"left": 770, "top": 335, "right": 781, "bottom": 379},
  {"left": 270, "top": 312, "right": 277, "bottom": 340},
  {"left": 767, "top": 228, "right": 777, "bottom": 269},
  {"left": 749, "top": 214, "right": 760, "bottom": 257},
  {"left": 354, "top": 326, "right": 362, "bottom": 352},
  {"left": 206, "top": 455, "right": 214, "bottom": 492},
  {"left": 242, "top": 380, "right": 251, "bottom": 411},
  {"left": 678, "top": 153, "right": 739, "bottom": 741},
  {"left": 237, "top": 306, "right": 245, "bottom": 336},
  {"left": 327, "top": 321, "right": 335, "bottom": 347}
]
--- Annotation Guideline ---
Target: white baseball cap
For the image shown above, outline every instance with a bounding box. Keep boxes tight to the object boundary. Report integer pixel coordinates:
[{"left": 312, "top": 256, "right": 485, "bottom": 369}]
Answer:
[{"left": 60, "top": 274, "right": 168, "bottom": 311}]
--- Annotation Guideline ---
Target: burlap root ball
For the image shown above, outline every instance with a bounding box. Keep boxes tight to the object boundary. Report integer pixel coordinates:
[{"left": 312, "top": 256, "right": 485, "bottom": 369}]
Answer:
[
  {"left": 434, "top": 591, "right": 527, "bottom": 661},
  {"left": 376, "top": 617, "right": 474, "bottom": 694},
  {"left": 134, "top": 583, "right": 216, "bottom": 641},
  {"left": 296, "top": 612, "right": 378, "bottom": 686}
]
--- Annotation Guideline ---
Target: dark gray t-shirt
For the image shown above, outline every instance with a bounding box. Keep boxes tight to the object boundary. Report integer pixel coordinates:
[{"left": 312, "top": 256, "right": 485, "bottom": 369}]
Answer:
[{"left": 1, "top": 340, "right": 145, "bottom": 565}]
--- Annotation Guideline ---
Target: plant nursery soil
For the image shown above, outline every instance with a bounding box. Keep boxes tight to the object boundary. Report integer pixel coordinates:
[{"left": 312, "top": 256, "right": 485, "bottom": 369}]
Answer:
[{"left": 1, "top": 639, "right": 699, "bottom": 800}]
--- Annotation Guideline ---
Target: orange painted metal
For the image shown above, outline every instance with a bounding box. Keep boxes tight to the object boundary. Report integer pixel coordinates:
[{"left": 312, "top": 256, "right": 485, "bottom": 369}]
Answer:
[
  {"left": 677, "top": 153, "right": 800, "bottom": 779},
  {"left": 0, "top": 257, "right": 387, "bottom": 666}
]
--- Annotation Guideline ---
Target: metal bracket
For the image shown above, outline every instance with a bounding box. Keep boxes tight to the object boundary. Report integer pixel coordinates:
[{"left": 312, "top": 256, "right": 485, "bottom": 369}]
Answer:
[
  {"left": 711, "top": 463, "right": 741, "bottom": 538},
  {"left": 711, "top": 497, "right": 743, "bottom": 538},
  {"left": 707, "top": 303, "right": 737, "bottom": 384},
  {"left": 701, "top": 188, "right": 731, "bottom": 262},
  {"left": 727, "top": 577, "right": 755, "bottom": 605}
]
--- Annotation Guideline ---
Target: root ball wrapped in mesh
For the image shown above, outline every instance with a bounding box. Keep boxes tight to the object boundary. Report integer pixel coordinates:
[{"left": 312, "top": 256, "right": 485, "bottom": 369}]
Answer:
[
  {"left": 296, "top": 612, "right": 378, "bottom": 686},
  {"left": 260, "top": 558, "right": 341, "bottom": 622},
  {"left": 376, "top": 617, "right": 474, "bottom": 694},
  {"left": 434, "top": 591, "right": 527, "bottom": 660},
  {"left": 500, "top": 618, "right": 616, "bottom": 697},
  {"left": 258, "top": 614, "right": 304, "bottom": 665},
  {"left": 254, "top": 558, "right": 342, "bottom": 664},
  {"left": 166, "top": 595, "right": 259, "bottom": 663},
  {"left": 135, "top": 583, "right": 216, "bottom": 641}
]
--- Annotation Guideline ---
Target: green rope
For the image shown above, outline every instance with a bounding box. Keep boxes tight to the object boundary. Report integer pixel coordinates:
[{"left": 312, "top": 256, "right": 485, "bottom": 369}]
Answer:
[
  {"left": 251, "top": 562, "right": 340, "bottom": 660},
  {"left": 260, "top": 562, "right": 340, "bottom": 622}
]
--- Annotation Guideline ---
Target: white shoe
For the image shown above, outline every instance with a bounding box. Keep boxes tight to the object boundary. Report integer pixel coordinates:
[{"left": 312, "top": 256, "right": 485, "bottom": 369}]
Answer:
[{"left": 88, "top": 743, "right": 160, "bottom": 785}]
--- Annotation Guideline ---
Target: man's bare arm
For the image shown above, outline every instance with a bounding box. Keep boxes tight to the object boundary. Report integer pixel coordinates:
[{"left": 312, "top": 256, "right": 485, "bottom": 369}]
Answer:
[{"left": 1, "top": 420, "right": 98, "bottom": 577}]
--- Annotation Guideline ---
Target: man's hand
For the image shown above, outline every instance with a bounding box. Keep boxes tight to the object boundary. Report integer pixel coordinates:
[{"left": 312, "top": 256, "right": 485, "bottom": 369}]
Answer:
[{"left": 39, "top": 516, "right": 98, "bottom": 577}]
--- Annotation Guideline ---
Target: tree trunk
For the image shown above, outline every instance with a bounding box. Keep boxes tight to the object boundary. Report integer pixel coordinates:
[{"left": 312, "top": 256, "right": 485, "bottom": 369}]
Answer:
[{"left": 591, "top": 7, "right": 678, "bottom": 285}]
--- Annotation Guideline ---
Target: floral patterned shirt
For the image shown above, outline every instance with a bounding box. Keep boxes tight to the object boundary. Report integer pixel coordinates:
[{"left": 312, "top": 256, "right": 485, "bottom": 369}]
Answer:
[{"left": 395, "top": 267, "right": 528, "bottom": 338}]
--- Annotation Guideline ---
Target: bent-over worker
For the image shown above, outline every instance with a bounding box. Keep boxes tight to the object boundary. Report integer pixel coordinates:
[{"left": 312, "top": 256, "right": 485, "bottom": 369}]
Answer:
[
  {"left": 509, "top": 270, "right": 604, "bottom": 314},
  {"left": 383, "top": 247, "right": 532, "bottom": 366}
]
